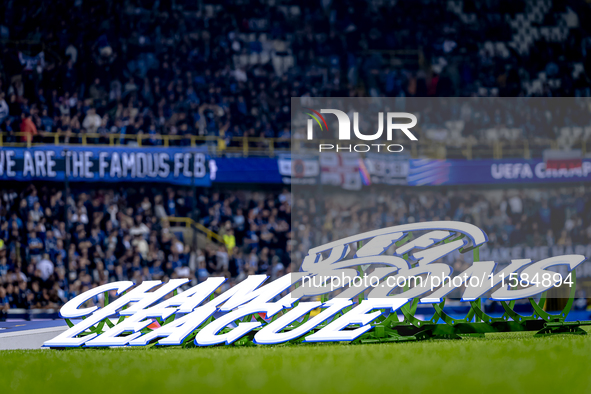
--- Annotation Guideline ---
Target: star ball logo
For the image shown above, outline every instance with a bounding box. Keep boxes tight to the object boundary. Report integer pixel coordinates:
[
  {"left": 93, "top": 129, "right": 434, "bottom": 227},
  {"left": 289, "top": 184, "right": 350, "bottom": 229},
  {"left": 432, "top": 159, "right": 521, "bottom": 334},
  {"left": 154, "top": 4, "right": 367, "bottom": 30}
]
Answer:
[{"left": 303, "top": 108, "right": 418, "bottom": 153}]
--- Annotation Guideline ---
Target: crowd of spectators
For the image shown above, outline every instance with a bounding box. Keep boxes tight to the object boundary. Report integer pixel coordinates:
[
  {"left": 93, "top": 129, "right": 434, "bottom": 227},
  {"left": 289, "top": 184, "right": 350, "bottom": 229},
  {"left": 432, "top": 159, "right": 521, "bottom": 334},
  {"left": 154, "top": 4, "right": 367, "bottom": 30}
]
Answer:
[
  {"left": 290, "top": 186, "right": 591, "bottom": 266},
  {"left": 2, "top": 0, "right": 591, "bottom": 316},
  {"left": 3, "top": 181, "right": 591, "bottom": 314},
  {"left": 0, "top": 184, "right": 291, "bottom": 315},
  {"left": 0, "top": 0, "right": 591, "bottom": 147}
]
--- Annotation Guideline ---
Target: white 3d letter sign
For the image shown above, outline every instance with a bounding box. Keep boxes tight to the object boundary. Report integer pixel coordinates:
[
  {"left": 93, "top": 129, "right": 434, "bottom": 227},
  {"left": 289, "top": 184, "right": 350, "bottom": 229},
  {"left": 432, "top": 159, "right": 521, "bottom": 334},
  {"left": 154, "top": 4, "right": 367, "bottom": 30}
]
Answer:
[{"left": 44, "top": 221, "right": 585, "bottom": 348}]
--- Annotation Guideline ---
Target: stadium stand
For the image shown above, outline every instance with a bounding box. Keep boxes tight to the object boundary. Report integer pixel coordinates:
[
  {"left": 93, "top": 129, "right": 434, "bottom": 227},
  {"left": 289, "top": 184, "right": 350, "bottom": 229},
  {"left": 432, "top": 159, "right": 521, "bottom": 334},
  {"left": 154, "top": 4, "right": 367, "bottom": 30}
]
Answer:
[
  {"left": 2, "top": 0, "right": 591, "bottom": 317},
  {"left": 2, "top": 182, "right": 591, "bottom": 315},
  {"left": 0, "top": 184, "right": 292, "bottom": 316},
  {"left": 292, "top": 186, "right": 591, "bottom": 254},
  {"left": 1, "top": 0, "right": 591, "bottom": 153}
]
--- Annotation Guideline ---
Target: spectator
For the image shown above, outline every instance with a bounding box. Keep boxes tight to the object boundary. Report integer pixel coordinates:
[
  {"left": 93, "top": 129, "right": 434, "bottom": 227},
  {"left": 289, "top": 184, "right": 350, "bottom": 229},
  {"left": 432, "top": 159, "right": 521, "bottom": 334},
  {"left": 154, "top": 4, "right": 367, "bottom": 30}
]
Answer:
[
  {"left": 0, "top": 93, "right": 8, "bottom": 123},
  {"left": 0, "top": 286, "right": 9, "bottom": 319},
  {"left": 37, "top": 253, "right": 54, "bottom": 281},
  {"left": 20, "top": 112, "right": 37, "bottom": 142},
  {"left": 82, "top": 108, "right": 102, "bottom": 134}
]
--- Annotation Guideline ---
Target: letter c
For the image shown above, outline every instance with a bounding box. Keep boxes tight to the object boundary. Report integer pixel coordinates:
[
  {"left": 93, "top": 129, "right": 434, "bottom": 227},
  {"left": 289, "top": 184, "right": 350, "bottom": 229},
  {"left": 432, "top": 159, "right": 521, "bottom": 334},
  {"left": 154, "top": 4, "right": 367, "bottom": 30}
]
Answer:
[{"left": 59, "top": 281, "right": 134, "bottom": 318}]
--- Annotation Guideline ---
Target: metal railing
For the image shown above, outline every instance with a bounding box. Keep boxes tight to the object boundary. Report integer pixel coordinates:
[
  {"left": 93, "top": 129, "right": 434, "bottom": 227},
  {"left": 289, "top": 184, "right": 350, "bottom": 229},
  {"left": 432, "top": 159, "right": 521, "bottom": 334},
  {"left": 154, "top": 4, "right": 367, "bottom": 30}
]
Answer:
[
  {"left": 164, "top": 216, "right": 224, "bottom": 243},
  {"left": 0, "top": 131, "right": 291, "bottom": 157},
  {"left": 0, "top": 131, "right": 584, "bottom": 160}
]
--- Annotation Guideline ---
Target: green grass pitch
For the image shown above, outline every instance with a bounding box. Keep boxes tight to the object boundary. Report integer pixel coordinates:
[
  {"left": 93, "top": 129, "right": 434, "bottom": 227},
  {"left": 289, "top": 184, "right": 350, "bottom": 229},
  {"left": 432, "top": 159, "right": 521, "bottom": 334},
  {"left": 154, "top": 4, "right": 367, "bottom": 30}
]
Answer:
[{"left": 2, "top": 331, "right": 590, "bottom": 393}]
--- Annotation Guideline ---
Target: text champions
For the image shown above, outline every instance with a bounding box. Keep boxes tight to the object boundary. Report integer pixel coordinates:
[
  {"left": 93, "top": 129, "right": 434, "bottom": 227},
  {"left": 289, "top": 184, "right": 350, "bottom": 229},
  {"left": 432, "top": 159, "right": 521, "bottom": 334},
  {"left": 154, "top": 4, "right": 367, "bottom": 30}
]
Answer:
[{"left": 44, "top": 221, "right": 586, "bottom": 347}]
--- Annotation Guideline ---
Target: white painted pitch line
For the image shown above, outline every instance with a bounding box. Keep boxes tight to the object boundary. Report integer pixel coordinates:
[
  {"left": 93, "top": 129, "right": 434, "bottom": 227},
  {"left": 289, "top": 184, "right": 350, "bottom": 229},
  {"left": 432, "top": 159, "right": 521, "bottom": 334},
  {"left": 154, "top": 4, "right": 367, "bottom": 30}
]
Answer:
[{"left": 0, "top": 326, "right": 68, "bottom": 339}]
